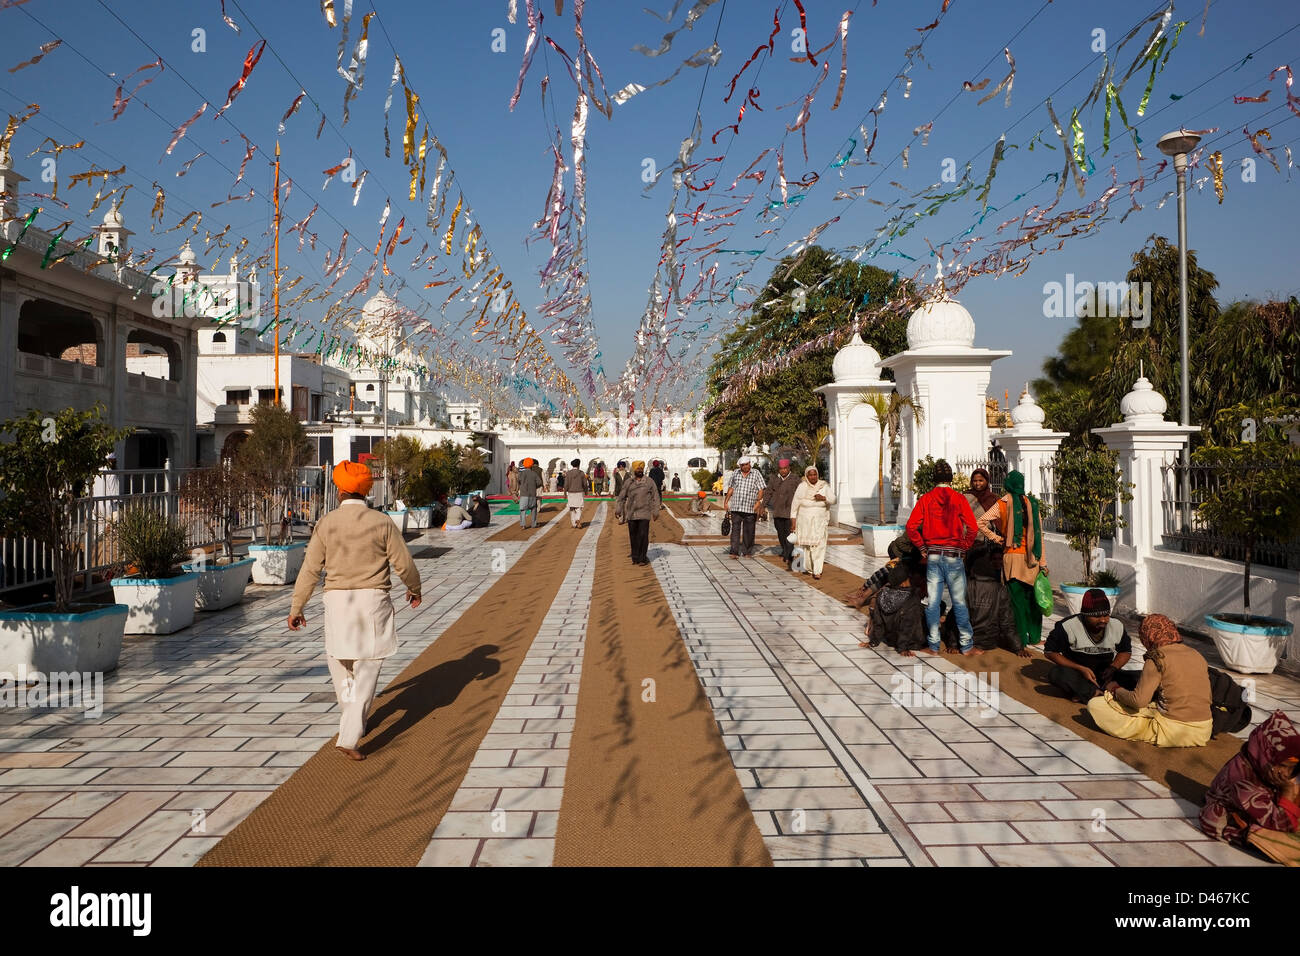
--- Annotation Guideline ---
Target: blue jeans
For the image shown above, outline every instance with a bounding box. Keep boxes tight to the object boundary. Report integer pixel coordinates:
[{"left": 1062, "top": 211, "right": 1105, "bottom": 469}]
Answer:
[
  {"left": 924, "top": 554, "right": 973, "bottom": 652},
  {"left": 518, "top": 496, "right": 536, "bottom": 528}
]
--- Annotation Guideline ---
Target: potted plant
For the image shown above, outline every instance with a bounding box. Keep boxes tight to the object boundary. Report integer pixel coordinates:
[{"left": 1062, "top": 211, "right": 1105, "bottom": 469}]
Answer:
[
  {"left": 374, "top": 435, "right": 427, "bottom": 529},
  {"left": 1195, "top": 402, "right": 1300, "bottom": 674},
  {"left": 109, "top": 505, "right": 199, "bottom": 634},
  {"left": 859, "top": 392, "right": 923, "bottom": 556},
  {"left": 179, "top": 463, "right": 254, "bottom": 610},
  {"left": 237, "top": 403, "right": 313, "bottom": 585},
  {"left": 0, "top": 405, "right": 132, "bottom": 673},
  {"left": 1053, "top": 445, "right": 1134, "bottom": 615}
]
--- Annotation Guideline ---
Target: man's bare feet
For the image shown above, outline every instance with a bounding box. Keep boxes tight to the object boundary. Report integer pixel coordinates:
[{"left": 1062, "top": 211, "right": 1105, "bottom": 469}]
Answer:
[
  {"left": 337, "top": 746, "right": 365, "bottom": 761},
  {"left": 963, "top": 647, "right": 985, "bottom": 656},
  {"left": 1017, "top": 647, "right": 1032, "bottom": 659},
  {"left": 916, "top": 646, "right": 943, "bottom": 656}
]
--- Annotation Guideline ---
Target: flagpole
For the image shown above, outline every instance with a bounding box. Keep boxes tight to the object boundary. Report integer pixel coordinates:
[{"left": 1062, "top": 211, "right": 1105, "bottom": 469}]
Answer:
[{"left": 273, "top": 141, "right": 281, "bottom": 406}]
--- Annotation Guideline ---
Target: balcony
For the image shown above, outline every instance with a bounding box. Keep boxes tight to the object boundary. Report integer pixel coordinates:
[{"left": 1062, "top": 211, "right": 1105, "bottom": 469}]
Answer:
[
  {"left": 214, "top": 403, "right": 253, "bottom": 425},
  {"left": 17, "top": 351, "right": 104, "bottom": 385},
  {"left": 126, "top": 372, "right": 180, "bottom": 397}
]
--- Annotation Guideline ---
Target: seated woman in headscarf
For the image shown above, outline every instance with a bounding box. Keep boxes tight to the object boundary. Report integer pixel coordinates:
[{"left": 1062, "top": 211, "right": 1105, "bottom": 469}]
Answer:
[
  {"left": 469, "top": 494, "right": 491, "bottom": 528},
  {"left": 1200, "top": 710, "right": 1300, "bottom": 867},
  {"left": 941, "top": 543, "right": 1025, "bottom": 656},
  {"left": 1086, "top": 614, "right": 1213, "bottom": 748},
  {"left": 857, "top": 534, "right": 928, "bottom": 653}
]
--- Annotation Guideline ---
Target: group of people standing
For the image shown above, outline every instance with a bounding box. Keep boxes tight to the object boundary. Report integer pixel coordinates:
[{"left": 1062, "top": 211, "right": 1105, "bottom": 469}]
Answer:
[{"left": 721, "top": 456, "right": 837, "bottom": 579}]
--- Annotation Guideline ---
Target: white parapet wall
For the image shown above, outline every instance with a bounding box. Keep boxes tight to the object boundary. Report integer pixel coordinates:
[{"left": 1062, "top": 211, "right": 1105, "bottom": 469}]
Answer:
[{"left": 1041, "top": 531, "right": 1299, "bottom": 647}]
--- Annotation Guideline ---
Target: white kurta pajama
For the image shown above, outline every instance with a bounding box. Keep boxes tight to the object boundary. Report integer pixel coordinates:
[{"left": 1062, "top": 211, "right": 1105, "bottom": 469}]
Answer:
[
  {"left": 290, "top": 499, "right": 421, "bottom": 753},
  {"left": 791, "top": 479, "right": 836, "bottom": 575}
]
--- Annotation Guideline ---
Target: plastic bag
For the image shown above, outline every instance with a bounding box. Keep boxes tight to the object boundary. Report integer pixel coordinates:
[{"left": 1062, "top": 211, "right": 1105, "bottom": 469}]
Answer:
[{"left": 1034, "top": 570, "right": 1054, "bottom": 614}]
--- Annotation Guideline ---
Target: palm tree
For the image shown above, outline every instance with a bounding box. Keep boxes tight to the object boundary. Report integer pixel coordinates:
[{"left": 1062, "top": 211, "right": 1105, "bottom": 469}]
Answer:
[
  {"left": 787, "top": 426, "right": 831, "bottom": 473},
  {"left": 858, "top": 391, "right": 924, "bottom": 524}
]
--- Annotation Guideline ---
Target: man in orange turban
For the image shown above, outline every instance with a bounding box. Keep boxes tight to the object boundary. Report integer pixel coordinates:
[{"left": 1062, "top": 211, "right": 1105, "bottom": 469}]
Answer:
[{"left": 289, "top": 460, "right": 421, "bottom": 760}]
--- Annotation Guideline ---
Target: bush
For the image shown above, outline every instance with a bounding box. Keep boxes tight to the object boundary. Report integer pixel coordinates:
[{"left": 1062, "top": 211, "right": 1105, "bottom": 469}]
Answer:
[
  {"left": 1053, "top": 445, "right": 1132, "bottom": 582},
  {"left": 911, "top": 456, "right": 942, "bottom": 497},
  {"left": 0, "top": 404, "right": 131, "bottom": 610},
  {"left": 1090, "top": 569, "right": 1121, "bottom": 590},
  {"left": 691, "top": 467, "right": 714, "bottom": 492},
  {"left": 112, "top": 506, "right": 190, "bottom": 579},
  {"left": 459, "top": 467, "right": 490, "bottom": 492}
]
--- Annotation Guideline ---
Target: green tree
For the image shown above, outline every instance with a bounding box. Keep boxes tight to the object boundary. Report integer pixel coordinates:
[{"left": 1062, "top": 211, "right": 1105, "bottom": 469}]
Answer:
[
  {"left": 372, "top": 435, "right": 426, "bottom": 503},
  {"left": 1192, "top": 400, "right": 1300, "bottom": 614},
  {"left": 0, "top": 405, "right": 131, "bottom": 610},
  {"left": 691, "top": 467, "right": 714, "bottom": 492},
  {"left": 1052, "top": 445, "right": 1133, "bottom": 583},
  {"left": 1197, "top": 298, "right": 1299, "bottom": 411},
  {"left": 859, "top": 391, "right": 924, "bottom": 524},
  {"left": 181, "top": 463, "right": 244, "bottom": 562},
  {"left": 704, "top": 248, "right": 911, "bottom": 454},
  {"left": 235, "top": 403, "right": 312, "bottom": 545}
]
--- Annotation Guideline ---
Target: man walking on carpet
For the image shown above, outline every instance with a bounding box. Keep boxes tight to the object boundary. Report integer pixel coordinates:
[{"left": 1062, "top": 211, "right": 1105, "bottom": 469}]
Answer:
[
  {"left": 288, "top": 461, "right": 422, "bottom": 761},
  {"left": 516, "top": 457, "right": 542, "bottom": 529},
  {"left": 757, "top": 457, "right": 798, "bottom": 568},
  {"left": 563, "top": 458, "right": 589, "bottom": 528},
  {"left": 617, "top": 460, "right": 662, "bottom": 566},
  {"left": 723, "top": 455, "right": 765, "bottom": 559}
]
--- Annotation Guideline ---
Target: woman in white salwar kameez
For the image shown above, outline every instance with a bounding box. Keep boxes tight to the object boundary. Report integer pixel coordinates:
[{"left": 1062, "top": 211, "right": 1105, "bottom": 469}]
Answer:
[{"left": 789, "top": 466, "right": 836, "bottom": 579}]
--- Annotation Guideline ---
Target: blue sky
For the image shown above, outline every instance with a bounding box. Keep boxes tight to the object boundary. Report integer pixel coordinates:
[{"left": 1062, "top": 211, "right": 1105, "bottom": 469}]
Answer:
[{"left": 2, "top": 0, "right": 1297, "bottom": 412}]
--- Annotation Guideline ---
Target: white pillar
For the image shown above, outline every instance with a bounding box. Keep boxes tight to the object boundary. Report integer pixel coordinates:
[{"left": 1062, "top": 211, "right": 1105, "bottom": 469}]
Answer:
[
  {"left": 990, "top": 389, "right": 1067, "bottom": 496},
  {"left": 1091, "top": 376, "right": 1197, "bottom": 613}
]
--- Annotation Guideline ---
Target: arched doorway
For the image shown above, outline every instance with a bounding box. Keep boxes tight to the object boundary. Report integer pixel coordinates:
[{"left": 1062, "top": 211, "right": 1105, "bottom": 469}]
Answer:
[{"left": 221, "top": 430, "right": 249, "bottom": 462}]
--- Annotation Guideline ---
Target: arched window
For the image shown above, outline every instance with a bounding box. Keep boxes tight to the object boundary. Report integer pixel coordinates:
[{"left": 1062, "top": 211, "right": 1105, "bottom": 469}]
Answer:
[
  {"left": 687, "top": 457, "right": 707, "bottom": 469},
  {"left": 212, "top": 331, "right": 227, "bottom": 343},
  {"left": 365, "top": 384, "right": 375, "bottom": 393}
]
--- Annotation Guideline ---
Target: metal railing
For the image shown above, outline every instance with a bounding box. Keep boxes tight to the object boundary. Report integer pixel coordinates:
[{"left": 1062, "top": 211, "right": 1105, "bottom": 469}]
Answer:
[
  {"left": 1, "top": 464, "right": 333, "bottom": 600},
  {"left": 1160, "top": 461, "right": 1300, "bottom": 570}
]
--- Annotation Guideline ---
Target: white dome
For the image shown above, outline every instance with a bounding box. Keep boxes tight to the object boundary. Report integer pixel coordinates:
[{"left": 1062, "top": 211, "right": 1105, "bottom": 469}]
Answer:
[
  {"left": 102, "top": 206, "right": 124, "bottom": 228},
  {"left": 1120, "top": 375, "right": 1168, "bottom": 423},
  {"left": 362, "top": 289, "right": 400, "bottom": 322},
  {"left": 177, "top": 240, "right": 197, "bottom": 265},
  {"left": 906, "top": 298, "right": 976, "bottom": 350},
  {"left": 1009, "top": 388, "right": 1046, "bottom": 429},
  {"left": 832, "top": 332, "right": 883, "bottom": 382}
]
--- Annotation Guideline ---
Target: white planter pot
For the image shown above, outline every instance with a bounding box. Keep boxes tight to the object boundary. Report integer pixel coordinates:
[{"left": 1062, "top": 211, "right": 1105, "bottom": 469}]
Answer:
[
  {"left": 1061, "top": 584, "right": 1121, "bottom": 617},
  {"left": 248, "top": 542, "right": 308, "bottom": 585},
  {"left": 386, "top": 510, "right": 409, "bottom": 533},
  {"left": 406, "top": 507, "right": 432, "bottom": 530},
  {"left": 861, "top": 523, "right": 905, "bottom": 558},
  {"left": 111, "top": 572, "right": 200, "bottom": 635},
  {"left": 182, "top": 557, "right": 254, "bottom": 611},
  {"left": 0, "top": 603, "right": 128, "bottom": 674},
  {"left": 1205, "top": 614, "right": 1293, "bottom": 675}
]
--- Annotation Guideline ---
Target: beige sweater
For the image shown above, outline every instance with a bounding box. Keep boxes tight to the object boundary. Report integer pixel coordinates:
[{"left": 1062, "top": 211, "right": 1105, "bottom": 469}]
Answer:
[
  {"left": 1112, "top": 642, "right": 1212, "bottom": 723},
  {"left": 290, "top": 500, "right": 421, "bottom": 617}
]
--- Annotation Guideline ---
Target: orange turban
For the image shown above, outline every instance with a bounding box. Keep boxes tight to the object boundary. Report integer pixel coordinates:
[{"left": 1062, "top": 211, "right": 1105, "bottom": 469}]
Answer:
[
  {"left": 697, "top": 490, "right": 707, "bottom": 498},
  {"left": 521, "top": 457, "right": 535, "bottom": 468},
  {"left": 333, "top": 460, "right": 374, "bottom": 495}
]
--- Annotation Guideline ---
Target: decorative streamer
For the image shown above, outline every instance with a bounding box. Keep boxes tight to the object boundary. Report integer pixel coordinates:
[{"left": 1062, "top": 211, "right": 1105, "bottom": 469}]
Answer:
[
  {"left": 110, "top": 58, "right": 164, "bottom": 121},
  {"left": 1269, "top": 65, "right": 1300, "bottom": 117},
  {"left": 976, "top": 47, "right": 1015, "bottom": 107},
  {"left": 219, "top": 0, "right": 240, "bottom": 33},
  {"left": 631, "top": 0, "right": 719, "bottom": 57},
  {"left": 278, "top": 90, "right": 306, "bottom": 134},
  {"left": 175, "top": 151, "right": 205, "bottom": 177},
  {"left": 338, "top": 12, "right": 373, "bottom": 126},
  {"left": 1208, "top": 150, "right": 1224, "bottom": 202},
  {"left": 8, "top": 39, "right": 61, "bottom": 74},
  {"left": 508, "top": 0, "right": 543, "bottom": 111},
  {"left": 214, "top": 40, "right": 265, "bottom": 119},
  {"left": 382, "top": 56, "right": 401, "bottom": 158}
]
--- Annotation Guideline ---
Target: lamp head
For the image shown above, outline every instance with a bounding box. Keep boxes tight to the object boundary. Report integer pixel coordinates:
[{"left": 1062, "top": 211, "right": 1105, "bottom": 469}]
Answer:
[{"left": 1157, "top": 130, "right": 1201, "bottom": 162}]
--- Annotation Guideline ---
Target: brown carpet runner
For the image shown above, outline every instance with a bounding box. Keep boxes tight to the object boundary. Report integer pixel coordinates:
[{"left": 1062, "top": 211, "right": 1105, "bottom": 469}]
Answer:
[
  {"left": 488, "top": 499, "right": 566, "bottom": 542},
  {"left": 553, "top": 509, "right": 772, "bottom": 866},
  {"left": 198, "top": 502, "right": 600, "bottom": 867},
  {"left": 767, "top": 555, "right": 1242, "bottom": 807}
]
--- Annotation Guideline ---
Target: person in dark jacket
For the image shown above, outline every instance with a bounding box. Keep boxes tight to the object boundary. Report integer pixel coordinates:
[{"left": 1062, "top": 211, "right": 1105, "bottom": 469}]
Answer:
[
  {"left": 670, "top": 473, "right": 681, "bottom": 492},
  {"left": 941, "top": 544, "right": 1024, "bottom": 655},
  {"left": 855, "top": 535, "right": 929, "bottom": 652},
  {"left": 757, "top": 458, "right": 799, "bottom": 568},
  {"left": 469, "top": 494, "right": 491, "bottom": 528},
  {"left": 617, "top": 460, "right": 661, "bottom": 566},
  {"left": 648, "top": 460, "right": 665, "bottom": 494}
]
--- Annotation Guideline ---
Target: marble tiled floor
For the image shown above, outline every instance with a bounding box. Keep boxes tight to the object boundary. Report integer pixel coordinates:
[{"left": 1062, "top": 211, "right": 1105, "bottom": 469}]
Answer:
[{"left": 1, "top": 517, "right": 1296, "bottom": 867}]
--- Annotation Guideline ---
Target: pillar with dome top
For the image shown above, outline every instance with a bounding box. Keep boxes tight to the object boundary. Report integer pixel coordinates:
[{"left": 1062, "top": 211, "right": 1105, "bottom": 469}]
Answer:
[{"left": 877, "top": 262, "right": 1011, "bottom": 524}]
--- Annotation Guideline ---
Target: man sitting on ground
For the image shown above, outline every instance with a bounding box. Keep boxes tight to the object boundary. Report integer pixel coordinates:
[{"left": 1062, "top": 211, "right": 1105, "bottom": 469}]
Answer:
[
  {"left": 442, "top": 497, "right": 473, "bottom": 531},
  {"left": 1044, "top": 588, "right": 1139, "bottom": 702}
]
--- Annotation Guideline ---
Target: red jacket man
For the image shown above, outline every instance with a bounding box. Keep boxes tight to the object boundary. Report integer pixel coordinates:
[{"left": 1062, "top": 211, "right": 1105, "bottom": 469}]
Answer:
[{"left": 906, "top": 485, "right": 979, "bottom": 554}]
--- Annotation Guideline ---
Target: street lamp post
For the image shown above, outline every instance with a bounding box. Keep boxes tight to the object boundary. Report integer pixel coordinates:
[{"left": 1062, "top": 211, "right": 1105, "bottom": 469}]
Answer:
[{"left": 1157, "top": 129, "right": 1201, "bottom": 529}]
